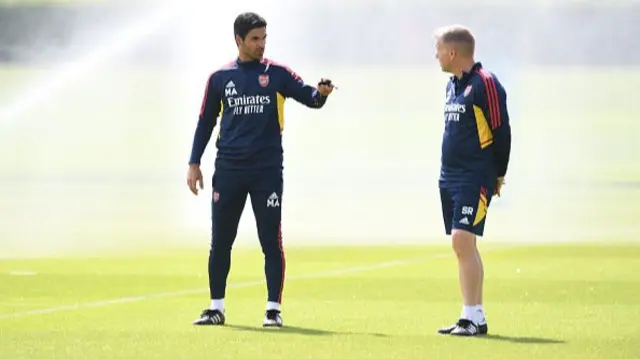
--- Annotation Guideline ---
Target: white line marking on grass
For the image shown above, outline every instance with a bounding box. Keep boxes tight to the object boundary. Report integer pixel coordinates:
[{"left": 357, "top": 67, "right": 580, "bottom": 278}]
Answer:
[
  {"left": 8, "top": 271, "right": 37, "bottom": 276},
  {"left": 0, "top": 245, "right": 519, "bottom": 320}
]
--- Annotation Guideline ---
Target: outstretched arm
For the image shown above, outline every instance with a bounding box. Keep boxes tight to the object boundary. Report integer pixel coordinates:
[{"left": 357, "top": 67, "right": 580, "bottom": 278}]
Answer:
[{"left": 280, "top": 66, "right": 330, "bottom": 108}]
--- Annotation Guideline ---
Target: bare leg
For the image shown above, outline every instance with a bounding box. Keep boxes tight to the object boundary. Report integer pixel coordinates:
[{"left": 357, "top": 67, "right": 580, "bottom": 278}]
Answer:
[
  {"left": 475, "top": 236, "right": 484, "bottom": 306},
  {"left": 477, "top": 250, "right": 484, "bottom": 306},
  {"left": 452, "top": 229, "right": 481, "bottom": 307}
]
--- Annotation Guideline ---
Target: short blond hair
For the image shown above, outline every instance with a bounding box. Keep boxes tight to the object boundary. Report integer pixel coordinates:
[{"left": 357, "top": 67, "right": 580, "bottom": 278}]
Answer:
[{"left": 434, "top": 24, "right": 475, "bottom": 57}]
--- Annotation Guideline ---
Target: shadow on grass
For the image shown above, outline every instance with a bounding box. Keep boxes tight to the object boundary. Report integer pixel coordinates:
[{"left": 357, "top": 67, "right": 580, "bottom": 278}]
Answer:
[
  {"left": 226, "top": 324, "right": 389, "bottom": 338},
  {"left": 216, "top": 325, "right": 565, "bottom": 343},
  {"left": 480, "top": 334, "right": 565, "bottom": 344}
]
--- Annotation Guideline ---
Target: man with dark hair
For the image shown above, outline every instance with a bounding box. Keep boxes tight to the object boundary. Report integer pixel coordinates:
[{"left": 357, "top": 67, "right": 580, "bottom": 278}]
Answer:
[
  {"left": 433, "top": 25, "right": 512, "bottom": 336},
  {"left": 188, "top": 12, "right": 335, "bottom": 327}
]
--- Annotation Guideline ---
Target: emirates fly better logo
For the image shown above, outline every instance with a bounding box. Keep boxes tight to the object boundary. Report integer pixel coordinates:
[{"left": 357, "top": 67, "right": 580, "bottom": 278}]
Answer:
[{"left": 224, "top": 80, "right": 271, "bottom": 115}]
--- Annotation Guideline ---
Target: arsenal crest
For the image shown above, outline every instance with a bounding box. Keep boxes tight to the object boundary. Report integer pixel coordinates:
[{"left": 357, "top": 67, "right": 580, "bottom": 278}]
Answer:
[
  {"left": 258, "top": 74, "right": 269, "bottom": 87},
  {"left": 463, "top": 85, "right": 472, "bottom": 97}
]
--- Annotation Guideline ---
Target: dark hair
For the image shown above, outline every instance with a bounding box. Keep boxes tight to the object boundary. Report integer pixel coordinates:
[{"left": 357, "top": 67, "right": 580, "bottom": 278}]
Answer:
[{"left": 234, "top": 12, "right": 267, "bottom": 40}]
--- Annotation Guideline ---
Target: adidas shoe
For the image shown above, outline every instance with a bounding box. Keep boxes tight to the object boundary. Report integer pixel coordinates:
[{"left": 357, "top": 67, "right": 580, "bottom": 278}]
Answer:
[
  {"left": 438, "top": 318, "right": 488, "bottom": 336},
  {"left": 262, "top": 309, "right": 283, "bottom": 327},
  {"left": 193, "top": 309, "right": 225, "bottom": 326}
]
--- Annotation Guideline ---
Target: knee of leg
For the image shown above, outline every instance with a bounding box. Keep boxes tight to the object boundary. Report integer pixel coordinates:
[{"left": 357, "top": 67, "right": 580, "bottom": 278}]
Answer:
[
  {"left": 260, "top": 239, "right": 284, "bottom": 257},
  {"left": 451, "top": 229, "right": 476, "bottom": 257},
  {"left": 261, "top": 245, "right": 283, "bottom": 258},
  {"left": 210, "top": 239, "right": 233, "bottom": 253}
]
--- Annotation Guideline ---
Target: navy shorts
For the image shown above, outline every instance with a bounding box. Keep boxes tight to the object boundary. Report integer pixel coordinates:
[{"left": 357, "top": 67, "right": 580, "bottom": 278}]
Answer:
[{"left": 440, "top": 185, "right": 493, "bottom": 236}]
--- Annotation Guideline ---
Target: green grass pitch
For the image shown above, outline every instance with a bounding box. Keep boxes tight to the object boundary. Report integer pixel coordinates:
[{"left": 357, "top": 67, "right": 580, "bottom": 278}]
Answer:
[{"left": 1, "top": 244, "right": 640, "bottom": 359}]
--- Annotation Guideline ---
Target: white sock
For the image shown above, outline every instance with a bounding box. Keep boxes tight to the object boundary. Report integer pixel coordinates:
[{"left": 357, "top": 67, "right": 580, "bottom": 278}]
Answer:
[
  {"left": 266, "top": 301, "right": 281, "bottom": 311},
  {"left": 210, "top": 299, "right": 224, "bottom": 311},
  {"left": 461, "top": 305, "right": 485, "bottom": 324},
  {"left": 474, "top": 305, "right": 486, "bottom": 324},
  {"left": 461, "top": 305, "right": 474, "bottom": 320}
]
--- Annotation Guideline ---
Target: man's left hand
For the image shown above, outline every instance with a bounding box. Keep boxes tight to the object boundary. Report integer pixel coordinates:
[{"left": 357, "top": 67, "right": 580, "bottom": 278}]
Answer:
[
  {"left": 317, "top": 78, "right": 336, "bottom": 96},
  {"left": 494, "top": 177, "right": 505, "bottom": 197}
]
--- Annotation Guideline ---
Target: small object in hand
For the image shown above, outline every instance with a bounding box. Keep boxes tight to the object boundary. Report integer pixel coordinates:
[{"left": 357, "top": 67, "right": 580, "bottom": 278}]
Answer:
[{"left": 318, "top": 79, "right": 337, "bottom": 89}]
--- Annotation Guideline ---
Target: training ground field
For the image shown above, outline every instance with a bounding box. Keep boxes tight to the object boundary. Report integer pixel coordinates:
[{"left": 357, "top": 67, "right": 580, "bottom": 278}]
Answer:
[
  {"left": 1, "top": 62, "right": 639, "bottom": 359},
  {"left": 1, "top": 244, "right": 640, "bottom": 358}
]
